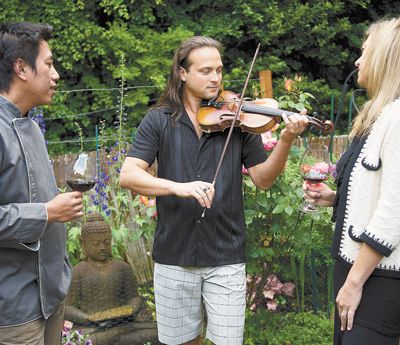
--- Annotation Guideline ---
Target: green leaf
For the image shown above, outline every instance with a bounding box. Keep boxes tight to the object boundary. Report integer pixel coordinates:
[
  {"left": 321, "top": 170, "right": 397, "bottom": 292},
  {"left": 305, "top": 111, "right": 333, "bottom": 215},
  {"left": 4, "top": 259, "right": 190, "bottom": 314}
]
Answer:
[
  {"left": 256, "top": 197, "right": 269, "bottom": 208},
  {"left": 285, "top": 206, "right": 294, "bottom": 215},
  {"left": 245, "top": 209, "right": 258, "bottom": 225},
  {"left": 272, "top": 203, "right": 286, "bottom": 214}
]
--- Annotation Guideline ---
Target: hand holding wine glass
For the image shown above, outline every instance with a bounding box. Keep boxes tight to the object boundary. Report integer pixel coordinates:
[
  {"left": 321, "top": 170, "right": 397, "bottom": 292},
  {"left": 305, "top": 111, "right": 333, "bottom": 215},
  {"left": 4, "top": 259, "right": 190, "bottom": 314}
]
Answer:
[
  {"left": 45, "top": 192, "right": 84, "bottom": 222},
  {"left": 303, "top": 181, "right": 336, "bottom": 208},
  {"left": 299, "top": 143, "right": 331, "bottom": 213}
]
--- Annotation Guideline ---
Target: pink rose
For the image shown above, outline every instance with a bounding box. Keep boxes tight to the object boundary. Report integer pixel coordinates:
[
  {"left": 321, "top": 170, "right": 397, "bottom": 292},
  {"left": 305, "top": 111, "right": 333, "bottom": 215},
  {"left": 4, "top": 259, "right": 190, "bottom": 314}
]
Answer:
[
  {"left": 266, "top": 274, "right": 283, "bottom": 292},
  {"left": 263, "top": 290, "right": 275, "bottom": 299},
  {"left": 281, "top": 282, "right": 296, "bottom": 297},
  {"left": 263, "top": 139, "right": 278, "bottom": 151},
  {"left": 63, "top": 320, "right": 73, "bottom": 332},
  {"left": 266, "top": 299, "right": 278, "bottom": 311},
  {"left": 261, "top": 131, "right": 278, "bottom": 151}
]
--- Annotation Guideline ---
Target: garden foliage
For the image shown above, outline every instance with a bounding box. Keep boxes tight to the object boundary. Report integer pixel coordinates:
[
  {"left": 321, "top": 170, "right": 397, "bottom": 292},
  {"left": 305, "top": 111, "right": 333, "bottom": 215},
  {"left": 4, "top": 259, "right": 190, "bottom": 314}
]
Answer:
[
  {"left": 244, "top": 144, "right": 335, "bottom": 313},
  {"left": 1, "top": 0, "right": 399, "bottom": 153}
]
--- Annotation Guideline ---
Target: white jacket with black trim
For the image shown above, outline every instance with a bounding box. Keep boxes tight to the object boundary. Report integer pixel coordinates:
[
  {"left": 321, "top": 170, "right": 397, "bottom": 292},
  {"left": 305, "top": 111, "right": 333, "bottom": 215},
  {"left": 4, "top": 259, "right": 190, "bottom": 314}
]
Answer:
[{"left": 338, "top": 98, "right": 400, "bottom": 275}]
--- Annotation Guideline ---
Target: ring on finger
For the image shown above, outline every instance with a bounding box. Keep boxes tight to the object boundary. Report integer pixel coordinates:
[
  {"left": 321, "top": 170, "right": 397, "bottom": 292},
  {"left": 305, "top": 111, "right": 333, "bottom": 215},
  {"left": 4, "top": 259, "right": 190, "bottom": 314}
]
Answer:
[{"left": 202, "top": 187, "right": 209, "bottom": 192}]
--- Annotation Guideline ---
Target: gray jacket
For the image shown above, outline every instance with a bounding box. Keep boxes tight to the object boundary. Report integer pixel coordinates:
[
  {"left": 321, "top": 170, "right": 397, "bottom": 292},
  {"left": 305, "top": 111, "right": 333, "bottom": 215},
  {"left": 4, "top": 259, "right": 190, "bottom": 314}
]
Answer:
[{"left": 0, "top": 96, "right": 71, "bottom": 326}]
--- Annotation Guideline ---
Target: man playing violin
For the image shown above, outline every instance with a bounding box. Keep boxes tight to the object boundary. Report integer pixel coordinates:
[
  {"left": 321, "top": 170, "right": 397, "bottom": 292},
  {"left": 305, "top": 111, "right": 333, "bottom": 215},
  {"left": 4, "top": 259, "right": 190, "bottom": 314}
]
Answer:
[{"left": 120, "top": 36, "right": 308, "bottom": 345}]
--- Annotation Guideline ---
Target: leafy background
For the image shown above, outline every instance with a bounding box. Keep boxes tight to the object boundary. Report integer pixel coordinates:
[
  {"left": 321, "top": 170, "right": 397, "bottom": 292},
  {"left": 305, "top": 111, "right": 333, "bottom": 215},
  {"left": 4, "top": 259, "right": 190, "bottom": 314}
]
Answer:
[{"left": 1, "top": 0, "right": 399, "bottom": 154}]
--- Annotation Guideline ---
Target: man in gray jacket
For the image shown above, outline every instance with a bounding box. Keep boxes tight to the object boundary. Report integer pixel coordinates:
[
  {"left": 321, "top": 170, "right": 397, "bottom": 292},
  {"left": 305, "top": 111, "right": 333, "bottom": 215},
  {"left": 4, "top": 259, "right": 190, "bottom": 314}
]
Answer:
[{"left": 0, "top": 22, "right": 84, "bottom": 345}]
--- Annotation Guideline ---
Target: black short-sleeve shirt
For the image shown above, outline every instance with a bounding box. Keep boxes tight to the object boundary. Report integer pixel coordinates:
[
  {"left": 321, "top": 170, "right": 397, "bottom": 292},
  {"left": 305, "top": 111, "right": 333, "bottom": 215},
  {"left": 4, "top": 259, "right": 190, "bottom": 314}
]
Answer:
[{"left": 128, "top": 107, "right": 268, "bottom": 266}]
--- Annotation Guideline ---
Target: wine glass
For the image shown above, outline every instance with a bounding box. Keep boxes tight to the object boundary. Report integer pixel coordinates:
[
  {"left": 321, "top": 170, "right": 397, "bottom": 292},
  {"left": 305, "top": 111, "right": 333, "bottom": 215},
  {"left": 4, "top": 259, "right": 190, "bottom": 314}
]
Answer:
[
  {"left": 65, "top": 152, "right": 97, "bottom": 192},
  {"left": 299, "top": 143, "right": 330, "bottom": 213}
]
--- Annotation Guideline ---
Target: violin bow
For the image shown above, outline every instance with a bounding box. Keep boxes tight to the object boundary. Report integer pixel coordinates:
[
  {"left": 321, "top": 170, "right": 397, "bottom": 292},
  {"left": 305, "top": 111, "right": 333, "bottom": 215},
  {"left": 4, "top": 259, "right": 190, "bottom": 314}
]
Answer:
[{"left": 202, "top": 42, "right": 261, "bottom": 217}]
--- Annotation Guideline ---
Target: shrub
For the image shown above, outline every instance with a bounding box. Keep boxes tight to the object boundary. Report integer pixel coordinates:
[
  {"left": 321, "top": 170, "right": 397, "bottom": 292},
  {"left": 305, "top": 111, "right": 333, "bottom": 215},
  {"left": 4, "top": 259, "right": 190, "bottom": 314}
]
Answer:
[{"left": 244, "top": 310, "right": 333, "bottom": 345}]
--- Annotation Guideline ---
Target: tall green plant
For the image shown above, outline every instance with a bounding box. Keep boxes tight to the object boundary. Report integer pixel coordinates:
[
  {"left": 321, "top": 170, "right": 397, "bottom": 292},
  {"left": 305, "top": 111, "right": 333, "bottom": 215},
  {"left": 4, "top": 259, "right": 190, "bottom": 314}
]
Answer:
[
  {"left": 245, "top": 77, "right": 334, "bottom": 313},
  {"left": 92, "top": 58, "right": 157, "bottom": 258}
]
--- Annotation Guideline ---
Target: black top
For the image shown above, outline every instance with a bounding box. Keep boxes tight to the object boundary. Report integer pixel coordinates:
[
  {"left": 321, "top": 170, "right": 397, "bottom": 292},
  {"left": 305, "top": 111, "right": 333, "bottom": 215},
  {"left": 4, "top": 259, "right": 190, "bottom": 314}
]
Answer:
[
  {"left": 331, "top": 136, "right": 366, "bottom": 260},
  {"left": 128, "top": 107, "right": 267, "bottom": 266}
]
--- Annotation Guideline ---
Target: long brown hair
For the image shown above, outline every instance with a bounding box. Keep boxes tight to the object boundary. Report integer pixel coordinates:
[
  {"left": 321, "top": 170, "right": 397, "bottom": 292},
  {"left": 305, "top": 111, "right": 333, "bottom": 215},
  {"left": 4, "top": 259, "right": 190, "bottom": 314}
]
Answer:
[
  {"left": 351, "top": 18, "right": 400, "bottom": 138},
  {"left": 154, "top": 36, "right": 222, "bottom": 121}
]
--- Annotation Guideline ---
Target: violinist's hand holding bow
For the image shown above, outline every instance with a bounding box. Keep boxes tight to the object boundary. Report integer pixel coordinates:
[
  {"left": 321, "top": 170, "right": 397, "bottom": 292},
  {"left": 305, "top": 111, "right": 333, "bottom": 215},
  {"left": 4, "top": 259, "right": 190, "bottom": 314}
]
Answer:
[
  {"left": 280, "top": 110, "right": 308, "bottom": 142},
  {"left": 174, "top": 181, "right": 215, "bottom": 208}
]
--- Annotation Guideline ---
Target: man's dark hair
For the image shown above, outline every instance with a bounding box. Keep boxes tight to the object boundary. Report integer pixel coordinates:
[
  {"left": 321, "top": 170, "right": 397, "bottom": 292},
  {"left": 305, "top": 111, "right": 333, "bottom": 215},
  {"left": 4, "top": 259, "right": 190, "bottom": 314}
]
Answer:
[{"left": 0, "top": 22, "right": 53, "bottom": 92}]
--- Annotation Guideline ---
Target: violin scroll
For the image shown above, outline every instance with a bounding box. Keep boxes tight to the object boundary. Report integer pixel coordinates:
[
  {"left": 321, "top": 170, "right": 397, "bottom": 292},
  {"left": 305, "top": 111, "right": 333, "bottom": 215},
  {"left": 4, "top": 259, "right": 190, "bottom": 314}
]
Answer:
[{"left": 306, "top": 112, "right": 334, "bottom": 135}]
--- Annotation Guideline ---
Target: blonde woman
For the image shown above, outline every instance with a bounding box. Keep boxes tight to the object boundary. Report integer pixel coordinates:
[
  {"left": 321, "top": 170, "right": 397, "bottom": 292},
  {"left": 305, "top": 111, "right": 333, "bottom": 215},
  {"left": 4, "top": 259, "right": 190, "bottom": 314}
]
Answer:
[{"left": 304, "top": 18, "right": 400, "bottom": 345}]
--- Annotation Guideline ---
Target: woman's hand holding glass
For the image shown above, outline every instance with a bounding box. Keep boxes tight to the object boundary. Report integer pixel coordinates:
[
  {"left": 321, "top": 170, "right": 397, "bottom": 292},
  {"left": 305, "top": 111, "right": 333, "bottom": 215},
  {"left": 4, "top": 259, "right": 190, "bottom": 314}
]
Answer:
[
  {"left": 303, "top": 182, "right": 336, "bottom": 208},
  {"left": 299, "top": 144, "right": 333, "bottom": 213}
]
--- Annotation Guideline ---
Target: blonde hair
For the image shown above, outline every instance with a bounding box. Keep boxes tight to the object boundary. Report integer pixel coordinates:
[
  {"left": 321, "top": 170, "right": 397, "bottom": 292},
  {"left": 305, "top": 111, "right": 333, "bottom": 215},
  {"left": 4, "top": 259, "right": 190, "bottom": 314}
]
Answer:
[{"left": 351, "top": 18, "right": 400, "bottom": 138}]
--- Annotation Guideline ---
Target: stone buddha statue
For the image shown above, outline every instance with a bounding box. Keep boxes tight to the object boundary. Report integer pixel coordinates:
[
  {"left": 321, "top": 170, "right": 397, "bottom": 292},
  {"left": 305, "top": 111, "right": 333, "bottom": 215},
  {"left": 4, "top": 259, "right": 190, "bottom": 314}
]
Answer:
[{"left": 65, "top": 212, "right": 159, "bottom": 345}]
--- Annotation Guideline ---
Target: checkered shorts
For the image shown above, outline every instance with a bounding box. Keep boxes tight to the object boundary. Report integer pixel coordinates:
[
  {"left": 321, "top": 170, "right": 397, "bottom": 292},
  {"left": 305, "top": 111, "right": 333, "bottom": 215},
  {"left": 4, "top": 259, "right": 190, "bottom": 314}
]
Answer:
[{"left": 154, "top": 263, "right": 246, "bottom": 345}]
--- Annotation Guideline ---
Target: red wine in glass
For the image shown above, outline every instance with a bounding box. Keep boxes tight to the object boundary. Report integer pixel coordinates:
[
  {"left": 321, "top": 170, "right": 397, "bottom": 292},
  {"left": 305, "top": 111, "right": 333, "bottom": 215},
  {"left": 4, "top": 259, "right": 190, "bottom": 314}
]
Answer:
[
  {"left": 66, "top": 178, "right": 95, "bottom": 192},
  {"left": 302, "top": 173, "right": 329, "bottom": 185},
  {"left": 303, "top": 177, "right": 327, "bottom": 184},
  {"left": 299, "top": 144, "right": 330, "bottom": 213},
  {"left": 65, "top": 153, "right": 96, "bottom": 193}
]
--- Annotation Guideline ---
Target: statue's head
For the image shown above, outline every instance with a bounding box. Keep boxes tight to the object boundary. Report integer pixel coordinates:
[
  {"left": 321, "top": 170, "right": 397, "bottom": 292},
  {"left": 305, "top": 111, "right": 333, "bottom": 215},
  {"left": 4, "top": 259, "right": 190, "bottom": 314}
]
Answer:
[{"left": 81, "top": 212, "right": 112, "bottom": 263}]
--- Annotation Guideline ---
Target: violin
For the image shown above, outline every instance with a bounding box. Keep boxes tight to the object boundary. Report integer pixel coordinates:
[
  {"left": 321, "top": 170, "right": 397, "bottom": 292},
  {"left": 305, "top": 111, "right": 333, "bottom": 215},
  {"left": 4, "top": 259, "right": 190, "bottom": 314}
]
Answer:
[{"left": 198, "top": 90, "right": 334, "bottom": 135}]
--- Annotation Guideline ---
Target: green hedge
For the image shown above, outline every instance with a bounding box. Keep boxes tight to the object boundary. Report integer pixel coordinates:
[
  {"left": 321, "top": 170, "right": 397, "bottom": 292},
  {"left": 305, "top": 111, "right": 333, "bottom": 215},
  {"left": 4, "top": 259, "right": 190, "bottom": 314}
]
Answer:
[{"left": 244, "top": 311, "right": 334, "bottom": 345}]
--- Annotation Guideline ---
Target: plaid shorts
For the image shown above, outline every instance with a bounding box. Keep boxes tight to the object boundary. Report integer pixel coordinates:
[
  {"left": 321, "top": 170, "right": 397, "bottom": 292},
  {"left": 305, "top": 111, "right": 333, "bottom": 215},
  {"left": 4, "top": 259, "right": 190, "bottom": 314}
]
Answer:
[{"left": 154, "top": 263, "right": 246, "bottom": 345}]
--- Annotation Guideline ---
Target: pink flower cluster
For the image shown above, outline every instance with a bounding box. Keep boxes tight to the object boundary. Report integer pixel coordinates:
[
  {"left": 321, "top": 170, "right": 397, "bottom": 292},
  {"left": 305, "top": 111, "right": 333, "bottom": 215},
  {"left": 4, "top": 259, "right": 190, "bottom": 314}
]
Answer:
[
  {"left": 247, "top": 274, "right": 295, "bottom": 312},
  {"left": 62, "top": 320, "right": 92, "bottom": 345},
  {"left": 62, "top": 320, "right": 73, "bottom": 336}
]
